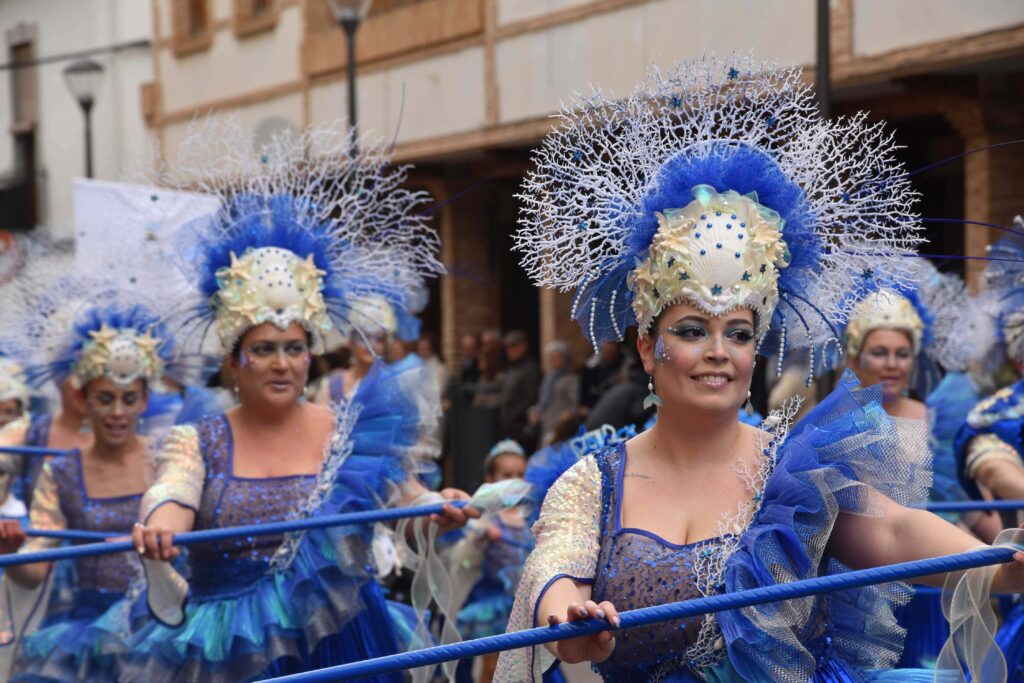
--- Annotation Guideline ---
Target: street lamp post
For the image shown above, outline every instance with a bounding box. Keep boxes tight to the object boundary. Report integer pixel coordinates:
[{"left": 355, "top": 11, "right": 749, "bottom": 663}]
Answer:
[
  {"left": 326, "top": 0, "right": 373, "bottom": 149},
  {"left": 63, "top": 59, "right": 105, "bottom": 178}
]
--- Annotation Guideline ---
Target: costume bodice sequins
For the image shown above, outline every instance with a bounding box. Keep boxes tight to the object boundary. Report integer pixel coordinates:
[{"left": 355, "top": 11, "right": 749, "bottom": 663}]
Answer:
[
  {"left": 189, "top": 415, "right": 317, "bottom": 597},
  {"left": 49, "top": 456, "right": 141, "bottom": 595},
  {"left": 591, "top": 445, "right": 729, "bottom": 682}
]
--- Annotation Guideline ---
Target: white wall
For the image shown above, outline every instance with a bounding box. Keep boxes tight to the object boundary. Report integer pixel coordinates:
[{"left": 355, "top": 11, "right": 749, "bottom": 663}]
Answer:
[
  {"left": 0, "top": 0, "right": 154, "bottom": 237},
  {"left": 157, "top": 5, "right": 303, "bottom": 113},
  {"left": 310, "top": 46, "right": 488, "bottom": 144},
  {"left": 496, "top": 0, "right": 815, "bottom": 125},
  {"left": 853, "top": 0, "right": 1024, "bottom": 56}
]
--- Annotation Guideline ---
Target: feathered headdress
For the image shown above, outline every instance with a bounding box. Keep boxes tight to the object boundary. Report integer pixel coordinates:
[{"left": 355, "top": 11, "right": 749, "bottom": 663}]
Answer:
[
  {"left": 981, "top": 217, "right": 1024, "bottom": 362},
  {"left": 515, "top": 55, "right": 922, "bottom": 371},
  {"left": 154, "top": 118, "right": 443, "bottom": 354},
  {"left": 5, "top": 270, "right": 176, "bottom": 390}
]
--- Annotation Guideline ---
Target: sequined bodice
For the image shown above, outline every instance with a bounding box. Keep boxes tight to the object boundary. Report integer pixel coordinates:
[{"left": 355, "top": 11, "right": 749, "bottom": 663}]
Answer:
[
  {"left": 190, "top": 416, "right": 317, "bottom": 597},
  {"left": 50, "top": 456, "right": 141, "bottom": 594},
  {"left": 592, "top": 445, "right": 729, "bottom": 682}
]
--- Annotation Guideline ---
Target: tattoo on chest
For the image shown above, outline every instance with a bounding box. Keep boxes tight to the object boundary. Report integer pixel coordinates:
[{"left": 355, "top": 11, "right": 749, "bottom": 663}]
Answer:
[{"left": 624, "top": 472, "right": 651, "bottom": 480}]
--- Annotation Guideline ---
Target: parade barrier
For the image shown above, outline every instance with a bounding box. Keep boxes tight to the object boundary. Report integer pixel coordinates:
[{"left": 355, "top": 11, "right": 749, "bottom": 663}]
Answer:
[
  {"left": 0, "top": 445, "right": 79, "bottom": 457},
  {"left": 12, "top": 499, "right": 1024, "bottom": 545},
  {"left": 25, "top": 528, "right": 113, "bottom": 542},
  {"left": 925, "top": 500, "right": 1024, "bottom": 512},
  {"left": 259, "top": 545, "right": 1022, "bottom": 682},
  {"left": 0, "top": 500, "right": 471, "bottom": 567}
]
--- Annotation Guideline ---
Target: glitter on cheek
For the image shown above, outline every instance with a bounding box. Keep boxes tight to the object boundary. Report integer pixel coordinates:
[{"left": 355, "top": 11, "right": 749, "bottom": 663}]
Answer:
[{"left": 654, "top": 335, "right": 670, "bottom": 363}]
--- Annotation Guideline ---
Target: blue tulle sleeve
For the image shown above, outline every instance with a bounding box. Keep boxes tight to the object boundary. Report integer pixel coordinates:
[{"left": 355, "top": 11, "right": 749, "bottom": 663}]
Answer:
[{"left": 717, "top": 370, "right": 931, "bottom": 681}]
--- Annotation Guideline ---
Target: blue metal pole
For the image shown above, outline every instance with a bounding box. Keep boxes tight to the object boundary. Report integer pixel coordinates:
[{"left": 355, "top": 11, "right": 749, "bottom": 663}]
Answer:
[{"left": 260, "top": 546, "right": 1019, "bottom": 682}]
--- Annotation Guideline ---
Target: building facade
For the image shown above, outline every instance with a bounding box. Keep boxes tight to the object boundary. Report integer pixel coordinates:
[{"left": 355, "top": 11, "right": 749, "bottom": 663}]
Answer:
[
  {"left": 17, "top": 0, "right": 1024, "bottom": 367},
  {"left": 0, "top": 0, "right": 154, "bottom": 239}
]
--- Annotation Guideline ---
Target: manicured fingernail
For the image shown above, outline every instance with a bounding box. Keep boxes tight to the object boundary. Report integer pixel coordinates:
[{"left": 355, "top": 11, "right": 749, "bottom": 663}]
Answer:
[
  {"left": 137, "top": 546, "right": 145, "bottom": 554},
  {"left": 578, "top": 607, "right": 587, "bottom": 617},
  {"left": 612, "top": 616, "right": 621, "bottom": 627},
  {"left": 596, "top": 609, "right": 606, "bottom": 619}
]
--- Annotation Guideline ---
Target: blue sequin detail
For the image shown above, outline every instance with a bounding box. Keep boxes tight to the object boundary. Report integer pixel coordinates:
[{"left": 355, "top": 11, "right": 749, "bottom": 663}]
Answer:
[
  {"left": 190, "top": 416, "right": 317, "bottom": 598},
  {"left": 591, "top": 446, "right": 726, "bottom": 681},
  {"left": 50, "top": 457, "right": 142, "bottom": 594}
]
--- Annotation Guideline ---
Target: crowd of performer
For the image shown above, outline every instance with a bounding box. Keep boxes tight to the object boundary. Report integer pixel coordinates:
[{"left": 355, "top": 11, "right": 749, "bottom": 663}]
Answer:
[{"left": 0, "top": 54, "right": 1022, "bottom": 683}]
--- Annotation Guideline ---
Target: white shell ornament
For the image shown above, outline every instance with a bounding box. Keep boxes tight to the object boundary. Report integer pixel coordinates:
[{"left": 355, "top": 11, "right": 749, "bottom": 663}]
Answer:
[
  {"left": 213, "top": 246, "right": 329, "bottom": 351},
  {"left": 630, "top": 186, "right": 788, "bottom": 338}
]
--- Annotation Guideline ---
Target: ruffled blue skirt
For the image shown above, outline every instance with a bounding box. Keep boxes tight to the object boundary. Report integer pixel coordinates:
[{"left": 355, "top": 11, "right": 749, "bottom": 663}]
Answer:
[
  {"left": 894, "top": 587, "right": 948, "bottom": 669},
  {"left": 996, "top": 599, "right": 1024, "bottom": 681},
  {"left": 11, "top": 589, "right": 127, "bottom": 683},
  {"left": 457, "top": 583, "right": 515, "bottom": 640},
  {"left": 120, "top": 360, "right": 426, "bottom": 682}
]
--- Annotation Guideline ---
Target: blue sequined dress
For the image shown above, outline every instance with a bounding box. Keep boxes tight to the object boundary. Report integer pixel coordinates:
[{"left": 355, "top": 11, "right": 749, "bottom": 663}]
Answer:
[
  {"left": 496, "top": 372, "right": 938, "bottom": 682},
  {"left": 892, "top": 371, "right": 981, "bottom": 670},
  {"left": 9, "top": 455, "right": 141, "bottom": 682},
  {"left": 953, "top": 377, "right": 1024, "bottom": 681},
  {"left": 120, "top": 360, "right": 423, "bottom": 683}
]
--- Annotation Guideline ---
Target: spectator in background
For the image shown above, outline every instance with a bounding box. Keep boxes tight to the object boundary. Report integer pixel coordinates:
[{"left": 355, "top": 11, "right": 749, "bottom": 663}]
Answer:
[
  {"left": 530, "top": 340, "right": 579, "bottom": 446},
  {"left": 459, "top": 332, "right": 481, "bottom": 384},
  {"left": 389, "top": 335, "right": 412, "bottom": 364},
  {"left": 416, "top": 333, "right": 449, "bottom": 398},
  {"left": 499, "top": 330, "right": 541, "bottom": 452},
  {"left": 481, "top": 329, "right": 506, "bottom": 375},
  {"left": 471, "top": 340, "right": 506, "bottom": 410},
  {"left": 578, "top": 340, "right": 626, "bottom": 413}
]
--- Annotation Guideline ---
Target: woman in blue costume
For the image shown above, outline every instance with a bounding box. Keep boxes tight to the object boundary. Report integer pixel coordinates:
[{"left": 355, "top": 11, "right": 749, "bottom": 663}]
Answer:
[
  {"left": 953, "top": 225, "right": 1024, "bottom": 681},
  {"left": 0, "top": 355, "right": 32, "bottom": 519},
  {"left": 495, "top": 56, "right": 1024, "bottom": 682},
  {"left": 0, "top": 245, "right": 96, "bottom": 514},
  {"left": 126, "top": 120, "right": 478, "bottom": 683},
  {"left": 0, "top": 287, "right": 178, "bottom": 682},
  {"left": 840, "top": 263, "right": 1003, "bottom": 668}
]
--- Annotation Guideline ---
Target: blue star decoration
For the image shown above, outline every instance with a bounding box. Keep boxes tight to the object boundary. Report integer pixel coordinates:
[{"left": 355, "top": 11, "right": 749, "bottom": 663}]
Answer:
[
  {"left": 727, "top": 67, "right": 740, "bottom": 80},
  {"left": 150, "top": 194, "right": 159, "bottom": 202},
  {"left": 711, "top": 284, "right": 722, "bottom": 296},
  {"left": 679, "top": 271, "right": 689, "bottom": 281},
  {"left": 742, "top": 271, "right": 751, "bottom": 281},
  {"left": 861, "top": 268, "right": 874, "bottom": 281},
  {"left": 766, "top": 115, "right": 778, "bottom": 128},
  {"left": 670, "top": 95, "right": 682, "bottom": 108}
]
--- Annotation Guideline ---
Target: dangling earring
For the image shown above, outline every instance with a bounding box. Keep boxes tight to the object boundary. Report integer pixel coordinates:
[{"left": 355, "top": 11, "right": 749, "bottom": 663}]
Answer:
[
  {"left": 744, "top": 390, "right": 754, "bottom": 415},
  {"left": 643, "top": 375, "right": 663, "bottom": 410}
]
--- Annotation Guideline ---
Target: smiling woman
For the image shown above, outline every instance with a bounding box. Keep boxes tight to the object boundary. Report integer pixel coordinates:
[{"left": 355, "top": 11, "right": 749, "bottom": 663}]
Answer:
[
  {"left": 0, "top": 290, "right": 173, "bottom": 682},
  {"left": 494, "top": 55, "right": 1024, "bottom": 683},
  {"left": 122, "top": 118, "right": 478, "bottom": 683}
]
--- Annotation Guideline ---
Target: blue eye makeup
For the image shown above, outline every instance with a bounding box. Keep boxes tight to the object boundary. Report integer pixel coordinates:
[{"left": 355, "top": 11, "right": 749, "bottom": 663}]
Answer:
[{"left": 665, "top": 324, "right": 708, "bottom": 340}]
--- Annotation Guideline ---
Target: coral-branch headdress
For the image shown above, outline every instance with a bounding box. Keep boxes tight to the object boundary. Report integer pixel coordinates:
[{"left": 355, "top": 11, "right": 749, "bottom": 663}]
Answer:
[
  {"left": 515, "top": 55, "right": 922, "bottom": 369},
  {"left": 155, "top": 118, "right": 442, "bottom": 354},
  {"left": 7, "top": 272, "right": 175, "bottom": 389},
  {"left": 0, "top": 356, "right": 29, "bottom": 406}
]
